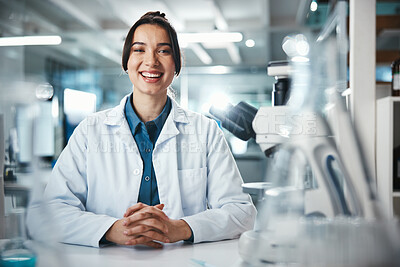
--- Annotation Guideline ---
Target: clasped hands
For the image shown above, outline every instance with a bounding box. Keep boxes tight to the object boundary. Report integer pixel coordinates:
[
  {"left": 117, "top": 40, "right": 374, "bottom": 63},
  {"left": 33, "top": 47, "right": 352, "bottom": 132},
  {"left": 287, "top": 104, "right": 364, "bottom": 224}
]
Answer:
[{"left": 105, "top": 203, "right": 192, "bottom": 248}]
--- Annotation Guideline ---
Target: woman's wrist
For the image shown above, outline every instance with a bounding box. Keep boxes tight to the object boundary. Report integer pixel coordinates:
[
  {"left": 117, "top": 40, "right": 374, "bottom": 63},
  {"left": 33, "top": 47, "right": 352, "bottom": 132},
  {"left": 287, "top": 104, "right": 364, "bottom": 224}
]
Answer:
[{"left": 176, "top": 219, "right": 192, "bottom": 241}]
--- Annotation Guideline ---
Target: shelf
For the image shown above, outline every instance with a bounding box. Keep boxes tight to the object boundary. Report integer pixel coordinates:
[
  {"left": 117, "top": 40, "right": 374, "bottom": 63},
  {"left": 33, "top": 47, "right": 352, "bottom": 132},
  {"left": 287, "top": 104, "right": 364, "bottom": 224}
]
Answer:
[{"left": 393, "top": 192, "right": 400, "bottom": 197}]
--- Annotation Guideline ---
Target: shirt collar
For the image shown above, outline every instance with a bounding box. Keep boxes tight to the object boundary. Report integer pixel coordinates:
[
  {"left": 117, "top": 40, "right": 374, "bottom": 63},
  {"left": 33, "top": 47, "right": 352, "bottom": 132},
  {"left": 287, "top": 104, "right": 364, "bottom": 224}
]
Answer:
[
  {"left": 124, "top": 94, "right": 171, "bottom": 134},
  {"left": 152, "top": 96, "right": 171, "bottom": 130}
]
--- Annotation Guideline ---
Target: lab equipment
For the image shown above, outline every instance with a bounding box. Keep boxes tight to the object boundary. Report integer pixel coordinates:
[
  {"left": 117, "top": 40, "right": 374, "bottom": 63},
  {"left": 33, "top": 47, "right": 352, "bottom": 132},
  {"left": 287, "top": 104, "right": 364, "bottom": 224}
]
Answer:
[
  {"left": 268, "top": 60, "right": 291, "bottom": 106},
  {"left": 0, "top": 80, "right": 66, "bottom": 267},
  {"left": 209, "top": 101, "right": 257, "bottom": 141},
  {"left": 211, "top": 1, "right": 400, "bottom": 265},
  {"left": 0, "top": 209, "right": 37, "bottom": 267}
]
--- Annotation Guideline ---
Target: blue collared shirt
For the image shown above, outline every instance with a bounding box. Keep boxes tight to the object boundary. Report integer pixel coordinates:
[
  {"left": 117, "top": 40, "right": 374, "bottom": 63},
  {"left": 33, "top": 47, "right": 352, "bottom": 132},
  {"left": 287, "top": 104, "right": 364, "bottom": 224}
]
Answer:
[
  {"left": 125, "top": 94, "right": 171, "bottom": 206},
  {"left": 124, "top": 95, "right": 194, "bottom": 243}
]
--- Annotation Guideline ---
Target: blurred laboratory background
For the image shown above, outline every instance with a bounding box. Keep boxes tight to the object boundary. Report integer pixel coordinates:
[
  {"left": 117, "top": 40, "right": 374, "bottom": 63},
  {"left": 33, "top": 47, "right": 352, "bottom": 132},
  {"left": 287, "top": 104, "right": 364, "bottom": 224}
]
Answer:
[{"left": 0, "top": 0, "right": 399, "bottom": 214}]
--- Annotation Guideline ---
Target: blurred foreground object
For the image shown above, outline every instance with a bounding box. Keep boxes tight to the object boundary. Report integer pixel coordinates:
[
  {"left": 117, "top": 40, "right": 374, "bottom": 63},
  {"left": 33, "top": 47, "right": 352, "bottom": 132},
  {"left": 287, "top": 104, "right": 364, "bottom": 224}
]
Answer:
[
  {"left": 0, "top": 209, "right": 37, "bottom": 266},
  {"left": 211, "top": 1, "right": 400, "bottom": 266}
]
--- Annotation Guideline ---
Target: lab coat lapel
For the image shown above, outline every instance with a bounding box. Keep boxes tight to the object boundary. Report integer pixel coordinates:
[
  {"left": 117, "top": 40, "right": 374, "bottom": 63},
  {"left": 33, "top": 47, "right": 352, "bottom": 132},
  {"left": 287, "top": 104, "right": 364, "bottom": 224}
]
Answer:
[
  {"left": 103, "top": 95, "right": 143, "bottom": 204},
  {"left": 154, "top": 99, "right": 188, "bottom": 218},
  {"left": 104, "top": 95, "right": 139, "bottom": 152},
  {"left": 155, "top": 98, "right": 187, "bottom": 146}
]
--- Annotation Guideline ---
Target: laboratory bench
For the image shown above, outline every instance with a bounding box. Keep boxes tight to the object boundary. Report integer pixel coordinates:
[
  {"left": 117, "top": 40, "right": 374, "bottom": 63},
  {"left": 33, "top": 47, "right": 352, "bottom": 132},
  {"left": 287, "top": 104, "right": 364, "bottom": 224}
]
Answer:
[{"left": 2, "top": 239, "right": 249, "bottom": 267}]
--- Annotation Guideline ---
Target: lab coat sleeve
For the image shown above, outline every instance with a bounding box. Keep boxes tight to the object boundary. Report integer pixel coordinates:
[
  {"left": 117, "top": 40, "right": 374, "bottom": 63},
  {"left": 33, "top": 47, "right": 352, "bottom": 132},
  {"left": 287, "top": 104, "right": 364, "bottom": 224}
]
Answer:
[
  {"left": 182, "top": 119, "right": 257, "bottom": 243},
  {"left": 27, "top": 119, "right": 118, "bottom": 247}
]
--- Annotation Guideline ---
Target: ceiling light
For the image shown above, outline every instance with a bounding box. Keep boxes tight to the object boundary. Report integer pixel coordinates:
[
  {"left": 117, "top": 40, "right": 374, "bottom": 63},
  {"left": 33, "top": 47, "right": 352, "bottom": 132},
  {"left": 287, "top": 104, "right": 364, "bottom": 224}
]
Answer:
[
  {"left": 310, "top": 1, "right": 318, "bottom": 12},
  {"left": 0, "top": 35, "right": 62, "bottom": 47},
  {"left": 189, "top": 43, "right": 213, "bottom": 65},
  {"left": 178, "top": 32, "right": 243, "bottom": 46},
  {"left": 245, "top": 39, "right": 255, "bottom": 48}
]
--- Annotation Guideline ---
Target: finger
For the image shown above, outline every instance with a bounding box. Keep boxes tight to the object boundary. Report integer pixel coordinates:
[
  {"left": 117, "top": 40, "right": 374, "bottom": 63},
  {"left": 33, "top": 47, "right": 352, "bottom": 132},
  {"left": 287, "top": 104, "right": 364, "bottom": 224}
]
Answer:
[
  {"left": 124, "top": 212, "right": 154, "bottom": 226},
  {"left": 125, "top": 204, "right": 164, "bottom": 218},
  {"left": 125, "top": 235, "right": 153, "bottom": 245},
  {"left": 125, "top": 218, "right": 169, "bottom": 234},
  {"left": 123, "top": 203, "right": 164, "bottom": 218},
  {"left": 123, "top": 224, "right": 159, "bottom": 236},
  {"left": 155, "top": 203, "right": 164, "bottom": 210},
  {"left": 124, "top": 203, "right": 148, "bottom": 217},
  {"left": 124, "top": 208, "right": 168, "bottom": 226},
  {"left": 142, "top": 206, "right": 168, "bottom": 220},
  {"left": 124, "top": 227, "right": 170, "bottom": 243},
  {"left": 144, "top": 241, "right": 163, "bottom": 249}
]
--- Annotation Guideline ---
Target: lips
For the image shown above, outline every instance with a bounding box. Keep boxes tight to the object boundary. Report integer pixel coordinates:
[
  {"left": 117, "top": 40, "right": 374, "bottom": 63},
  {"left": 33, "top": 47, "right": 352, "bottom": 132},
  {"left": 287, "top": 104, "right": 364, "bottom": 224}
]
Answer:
[
  {"left": 141, "top": 71, "right": 162, "bottom": 78},
  {"left": 140, "top": 71, "right": 163, "bottom": 83}
]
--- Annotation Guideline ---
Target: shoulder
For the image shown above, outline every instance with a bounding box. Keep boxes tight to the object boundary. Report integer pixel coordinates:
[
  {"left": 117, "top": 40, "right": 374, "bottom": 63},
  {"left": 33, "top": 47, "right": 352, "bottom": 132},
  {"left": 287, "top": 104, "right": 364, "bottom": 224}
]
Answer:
[
  {"left": 73, "top": 104, "right": 124, "bottom": 136},
  {"left": 181, "top": 106, "right": 219, "bottom": 131},
  {"left": 84, "top": 95, "right": 128, "bottom": 128}
]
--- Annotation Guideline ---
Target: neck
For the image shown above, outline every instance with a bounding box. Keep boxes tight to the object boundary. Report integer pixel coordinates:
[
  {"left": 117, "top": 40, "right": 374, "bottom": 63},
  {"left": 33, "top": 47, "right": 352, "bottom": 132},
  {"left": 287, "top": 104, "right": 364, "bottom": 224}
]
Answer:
[{"left": 131, "top": 90, "right": 168, "bottom": 122}]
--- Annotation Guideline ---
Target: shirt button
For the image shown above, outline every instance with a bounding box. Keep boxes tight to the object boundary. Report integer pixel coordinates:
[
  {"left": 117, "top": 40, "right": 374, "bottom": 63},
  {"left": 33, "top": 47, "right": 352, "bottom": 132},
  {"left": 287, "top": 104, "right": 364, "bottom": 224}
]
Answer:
[
  {"left": 145, "top": 148, "right": 151, "bottom": 153},
  {"left": 144, "top": 176, "right": 150, "bottom": 182},
  {"left": 133, "top": 169, "right": 140, "bottom": 175}
]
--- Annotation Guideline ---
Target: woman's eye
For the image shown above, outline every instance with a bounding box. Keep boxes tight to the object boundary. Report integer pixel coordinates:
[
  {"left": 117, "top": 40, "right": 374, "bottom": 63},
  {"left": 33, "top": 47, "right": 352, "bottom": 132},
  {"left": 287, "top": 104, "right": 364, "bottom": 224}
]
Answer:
[
  {"left": 133, "top": 49, "right": 144, "bottom": 52},
  {"left": 159, "top": 49, "right": 171, "bottom": 54}
]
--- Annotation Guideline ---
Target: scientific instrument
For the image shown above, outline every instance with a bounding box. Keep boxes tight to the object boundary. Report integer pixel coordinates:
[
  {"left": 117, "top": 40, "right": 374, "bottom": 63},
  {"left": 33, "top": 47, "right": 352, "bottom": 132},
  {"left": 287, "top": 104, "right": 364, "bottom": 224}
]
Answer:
[{"left": 210, "top": 1, "right": 400, "bottom": 265}]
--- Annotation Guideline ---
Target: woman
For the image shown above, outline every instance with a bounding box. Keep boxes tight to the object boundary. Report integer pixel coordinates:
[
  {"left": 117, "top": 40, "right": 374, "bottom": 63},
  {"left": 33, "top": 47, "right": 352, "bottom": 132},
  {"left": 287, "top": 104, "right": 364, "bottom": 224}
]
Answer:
[{"left": 27, "top": 11, "right": 256, "bottom": 248}]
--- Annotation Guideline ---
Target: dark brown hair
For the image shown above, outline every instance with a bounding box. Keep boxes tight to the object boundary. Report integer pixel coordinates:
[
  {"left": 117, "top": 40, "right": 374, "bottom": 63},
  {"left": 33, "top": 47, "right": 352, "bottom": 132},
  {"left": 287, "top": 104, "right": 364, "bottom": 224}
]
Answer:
[{"left": 122, "top": 11, "right": 181, "bottom": 76}]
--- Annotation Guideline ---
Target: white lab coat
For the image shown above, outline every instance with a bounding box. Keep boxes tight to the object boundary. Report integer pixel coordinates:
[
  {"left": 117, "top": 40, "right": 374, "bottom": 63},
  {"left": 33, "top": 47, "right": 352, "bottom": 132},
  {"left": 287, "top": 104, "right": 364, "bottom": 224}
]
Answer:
[{"left": 27, "top": 95, "right": 256, "bottom": 247}]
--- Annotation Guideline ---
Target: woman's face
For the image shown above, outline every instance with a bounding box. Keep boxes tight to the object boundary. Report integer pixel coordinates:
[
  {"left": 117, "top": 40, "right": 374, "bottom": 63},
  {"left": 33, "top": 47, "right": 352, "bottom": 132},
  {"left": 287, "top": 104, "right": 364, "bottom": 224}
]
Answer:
[{"left": 127, "top": 24, "right": 176, "bottom": 98}]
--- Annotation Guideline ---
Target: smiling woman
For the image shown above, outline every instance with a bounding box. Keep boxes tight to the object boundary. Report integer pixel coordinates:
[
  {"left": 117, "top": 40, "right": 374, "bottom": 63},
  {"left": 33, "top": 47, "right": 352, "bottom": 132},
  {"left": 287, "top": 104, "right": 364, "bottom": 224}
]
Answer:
[
  {"left": 27, "top": 11, "right": 256, "bottom": 249},
  {"left": 122, "top": 12, "right": 181, "bottom": 76},
  {"left": 127, "top": 24, "right": 176, "bottom": 106}
]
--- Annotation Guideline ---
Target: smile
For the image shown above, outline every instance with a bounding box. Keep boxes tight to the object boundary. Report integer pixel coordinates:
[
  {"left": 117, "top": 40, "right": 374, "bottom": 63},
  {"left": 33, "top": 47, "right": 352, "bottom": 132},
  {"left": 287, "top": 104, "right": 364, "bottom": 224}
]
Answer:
[{"left": 140, "top": 71, "right": 163, "bottom": 78}]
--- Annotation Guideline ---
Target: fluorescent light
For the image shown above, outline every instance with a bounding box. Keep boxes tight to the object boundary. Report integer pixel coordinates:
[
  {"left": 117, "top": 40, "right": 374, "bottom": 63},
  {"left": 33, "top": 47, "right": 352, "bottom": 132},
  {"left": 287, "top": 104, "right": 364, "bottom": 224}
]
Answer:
[
  {"left": 189, "top": 43, "right": 213, "bottom": 65},
  {"left": 226, "top": 43, "right": 241, "bottom": 64},
  {"left": 0, "top": 35, "right": 62, "bottom": 47},
  {"left": 178, "top": 32, "right": 243, "bottom": 46}
]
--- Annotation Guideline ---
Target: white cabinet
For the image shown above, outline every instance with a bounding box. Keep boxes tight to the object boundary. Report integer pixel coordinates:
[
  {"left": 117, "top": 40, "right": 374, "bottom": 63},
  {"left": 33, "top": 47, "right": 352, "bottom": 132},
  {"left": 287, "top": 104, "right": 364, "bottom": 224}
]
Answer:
[{"left": 377, "top": 96, "right": 400, "bottom": 217}]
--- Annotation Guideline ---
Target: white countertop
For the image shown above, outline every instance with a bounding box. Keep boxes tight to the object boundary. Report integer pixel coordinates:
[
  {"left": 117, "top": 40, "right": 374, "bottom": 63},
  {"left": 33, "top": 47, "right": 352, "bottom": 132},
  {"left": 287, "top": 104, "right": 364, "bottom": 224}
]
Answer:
[{"left": 30, "top": 239, "right": 249, "bottom": 267}]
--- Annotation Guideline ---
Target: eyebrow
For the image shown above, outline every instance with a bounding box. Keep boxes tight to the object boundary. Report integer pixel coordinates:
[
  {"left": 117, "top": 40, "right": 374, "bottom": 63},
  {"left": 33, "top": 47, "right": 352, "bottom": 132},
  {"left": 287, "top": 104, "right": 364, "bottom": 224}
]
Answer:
[{"left": 131, "top": 42, "right": 172, "bottom": 47}]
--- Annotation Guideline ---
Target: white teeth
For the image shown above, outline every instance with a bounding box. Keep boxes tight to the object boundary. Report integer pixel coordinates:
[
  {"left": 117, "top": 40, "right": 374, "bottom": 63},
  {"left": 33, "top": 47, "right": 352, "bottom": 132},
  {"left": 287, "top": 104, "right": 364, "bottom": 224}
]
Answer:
[{"left": 141, "top": 72, "right": 161, "bottom": 78}]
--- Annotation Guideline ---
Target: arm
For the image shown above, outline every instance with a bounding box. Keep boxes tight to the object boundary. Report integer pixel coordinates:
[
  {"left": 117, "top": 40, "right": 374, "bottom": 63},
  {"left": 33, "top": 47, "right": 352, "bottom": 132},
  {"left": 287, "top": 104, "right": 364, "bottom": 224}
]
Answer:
[
  {"left": 181, "top": 120, "right": 257, "bottom": 243},
  {"left": 27, "top": 120, "right": 117, "bottom": 247}
]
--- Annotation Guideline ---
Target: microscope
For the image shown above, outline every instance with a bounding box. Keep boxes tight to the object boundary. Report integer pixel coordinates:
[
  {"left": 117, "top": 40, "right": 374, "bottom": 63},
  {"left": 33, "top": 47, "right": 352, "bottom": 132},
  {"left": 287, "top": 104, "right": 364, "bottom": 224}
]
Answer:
[
  {"left": 209, "top": 59, "right": 390, "bottom": 264},
  {"left": 210, "top": 60, "right": 347, "bottom": 216}
]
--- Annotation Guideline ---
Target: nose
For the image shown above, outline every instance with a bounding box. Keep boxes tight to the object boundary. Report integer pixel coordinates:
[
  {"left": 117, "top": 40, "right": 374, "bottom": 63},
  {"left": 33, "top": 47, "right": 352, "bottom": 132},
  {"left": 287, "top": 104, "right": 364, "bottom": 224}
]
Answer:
[{"left": 144, "top": 51, "right": 159, "bottom": 67}]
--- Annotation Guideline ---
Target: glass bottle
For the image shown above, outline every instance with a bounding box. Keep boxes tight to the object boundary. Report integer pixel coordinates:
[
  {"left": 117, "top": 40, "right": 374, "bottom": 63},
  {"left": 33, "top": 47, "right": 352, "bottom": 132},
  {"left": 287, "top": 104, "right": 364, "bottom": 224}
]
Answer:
[
  {"left": 0, "top": 209, "right": 37, "bottom": 267},
  {"left": 392, "top": 57, "right": 400, "bottom": 97}
]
